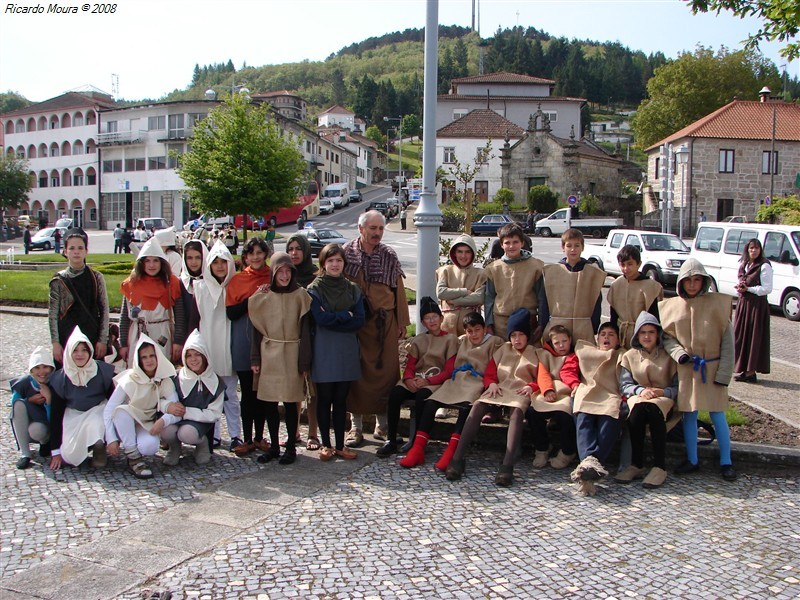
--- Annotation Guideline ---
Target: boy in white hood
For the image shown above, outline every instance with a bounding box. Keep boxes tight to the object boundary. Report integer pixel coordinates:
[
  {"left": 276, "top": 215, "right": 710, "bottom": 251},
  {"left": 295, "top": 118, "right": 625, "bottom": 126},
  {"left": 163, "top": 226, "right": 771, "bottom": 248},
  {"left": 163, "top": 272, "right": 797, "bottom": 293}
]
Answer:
[
  {"left": 10, "top": 346, "right": 56, "bottom": 469},
  {"left": 193, "top": 240, "right": 242, "bottom": 448}
]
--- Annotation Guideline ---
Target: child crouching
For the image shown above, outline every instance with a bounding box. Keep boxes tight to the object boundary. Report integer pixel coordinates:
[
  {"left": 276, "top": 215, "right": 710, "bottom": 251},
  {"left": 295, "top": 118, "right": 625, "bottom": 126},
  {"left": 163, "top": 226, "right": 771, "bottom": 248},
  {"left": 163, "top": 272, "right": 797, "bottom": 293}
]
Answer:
[{"left": 10, "top": 346, "right": 56, "bottom": 469}]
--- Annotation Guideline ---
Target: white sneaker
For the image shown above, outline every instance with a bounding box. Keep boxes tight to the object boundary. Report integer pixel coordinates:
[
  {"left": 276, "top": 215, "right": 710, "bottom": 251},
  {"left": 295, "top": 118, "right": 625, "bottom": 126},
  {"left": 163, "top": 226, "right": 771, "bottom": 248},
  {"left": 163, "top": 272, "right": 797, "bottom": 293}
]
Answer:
[
  {"left": 532, "top": 450, "right": 549, "bottom": 469},
  {"left": 435, "top": 407, "right": 449, "bottom": 419}
]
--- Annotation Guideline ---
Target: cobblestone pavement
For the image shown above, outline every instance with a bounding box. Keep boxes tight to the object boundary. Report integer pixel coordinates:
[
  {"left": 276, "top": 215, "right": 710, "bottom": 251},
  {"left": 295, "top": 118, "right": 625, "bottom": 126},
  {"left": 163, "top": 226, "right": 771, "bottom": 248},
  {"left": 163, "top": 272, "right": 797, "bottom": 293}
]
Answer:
[{"left": 3, "top": 315, "right": 800, "bottom": 599}]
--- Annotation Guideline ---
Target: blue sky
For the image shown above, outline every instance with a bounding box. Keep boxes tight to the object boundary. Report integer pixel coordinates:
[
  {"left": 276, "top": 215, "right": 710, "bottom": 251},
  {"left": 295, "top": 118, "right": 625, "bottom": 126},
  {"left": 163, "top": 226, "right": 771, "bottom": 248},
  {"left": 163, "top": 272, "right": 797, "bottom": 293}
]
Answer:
[{"left": 0, "top": 0, "right": 796, "bottom": 102}]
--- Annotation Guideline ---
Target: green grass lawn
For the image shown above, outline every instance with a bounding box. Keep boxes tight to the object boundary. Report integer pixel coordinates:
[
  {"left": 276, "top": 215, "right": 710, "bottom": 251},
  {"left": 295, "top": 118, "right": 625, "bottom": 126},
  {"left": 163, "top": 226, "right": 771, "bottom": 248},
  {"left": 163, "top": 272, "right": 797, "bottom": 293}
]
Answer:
[
  {"left": 0, "top": 270, "right": 127, "bottom": 308},
  {"left": 700, "top": 407, "right": 748, "bottom": 427}
]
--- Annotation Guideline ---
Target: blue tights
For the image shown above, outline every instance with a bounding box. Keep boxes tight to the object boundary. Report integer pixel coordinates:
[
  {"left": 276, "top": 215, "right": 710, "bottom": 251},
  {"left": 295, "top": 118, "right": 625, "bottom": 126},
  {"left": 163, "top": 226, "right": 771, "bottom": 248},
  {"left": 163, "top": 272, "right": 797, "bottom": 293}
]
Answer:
[{"left": 682, "top": 411, "right": 731, "bottom": 466}]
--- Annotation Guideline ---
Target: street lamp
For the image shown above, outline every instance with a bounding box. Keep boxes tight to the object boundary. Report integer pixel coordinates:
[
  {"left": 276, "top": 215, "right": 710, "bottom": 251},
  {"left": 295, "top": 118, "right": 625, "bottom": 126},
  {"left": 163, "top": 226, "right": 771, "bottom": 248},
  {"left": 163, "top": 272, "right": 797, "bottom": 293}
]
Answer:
[
  {"left": 675, "top": 144, "right": 689, "bottom": 239},
  {"left": 384, "top": 116, "right": 403, "bottom": 187},
  {"left": 204, "top": 78, "right": 250, "bottom": 100}
]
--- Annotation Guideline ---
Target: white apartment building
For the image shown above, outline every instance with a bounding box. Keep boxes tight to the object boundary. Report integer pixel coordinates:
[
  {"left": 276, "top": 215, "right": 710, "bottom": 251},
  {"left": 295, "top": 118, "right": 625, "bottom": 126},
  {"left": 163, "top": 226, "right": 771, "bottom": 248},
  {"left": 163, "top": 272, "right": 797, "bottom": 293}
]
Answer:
[{"left": 1, "top": 90, "right": 117, "bottom": 228}]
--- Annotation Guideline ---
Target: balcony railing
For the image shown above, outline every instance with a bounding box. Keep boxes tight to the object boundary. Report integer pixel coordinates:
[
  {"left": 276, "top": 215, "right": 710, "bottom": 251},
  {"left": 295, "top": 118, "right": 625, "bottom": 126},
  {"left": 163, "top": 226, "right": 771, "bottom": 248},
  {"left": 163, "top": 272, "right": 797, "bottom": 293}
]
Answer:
[{"left": 98, "top": 130, "right": 146, "bottom": 145}]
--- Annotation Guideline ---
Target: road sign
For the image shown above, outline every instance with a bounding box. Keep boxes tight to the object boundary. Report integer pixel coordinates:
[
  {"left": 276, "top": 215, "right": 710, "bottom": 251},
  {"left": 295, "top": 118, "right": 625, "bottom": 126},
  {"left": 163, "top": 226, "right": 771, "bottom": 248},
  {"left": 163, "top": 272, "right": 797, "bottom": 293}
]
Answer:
[
  {"left": 567, "top": 195, "right": 578, "bottom": 206},
  {"left": 765, "top": 196, "right": 772, "bottom": 206}
]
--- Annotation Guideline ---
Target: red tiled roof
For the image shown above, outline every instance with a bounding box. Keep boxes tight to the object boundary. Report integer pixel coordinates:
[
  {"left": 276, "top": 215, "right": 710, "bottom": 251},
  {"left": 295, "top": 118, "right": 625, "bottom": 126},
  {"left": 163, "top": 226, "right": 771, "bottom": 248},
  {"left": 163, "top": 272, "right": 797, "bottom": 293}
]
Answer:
[
  {"left": 1, "top": 91, "right": 117, "bottom": 118},
  {"left": 452, "top": 72, "right": 555, "bottom": 86},
  {"left": 438, "top": 94, "right": 586, "bottom": 103},
  {"left": 437, "top": 109, "right": 526, "bottom": 138},
  {"left": 647, "top": 100, "right": 800, "bottom": 150},
  {"left": 320, "top": 104, "right": 354, "bottom": 116}
]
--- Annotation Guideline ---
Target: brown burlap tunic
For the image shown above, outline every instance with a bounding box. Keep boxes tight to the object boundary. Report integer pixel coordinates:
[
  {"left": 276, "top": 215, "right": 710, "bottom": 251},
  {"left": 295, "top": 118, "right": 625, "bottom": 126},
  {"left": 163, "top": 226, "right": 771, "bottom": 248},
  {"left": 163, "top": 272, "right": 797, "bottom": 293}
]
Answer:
[
  {"left": 573, "top": 341, "right": 624, "bottom": 419},
  {"left": 478, "top": 344, "right": 541, "bottom": 411},
  {"left": 345, "top": 272, "right": 409, "bottom": 415},
  {"left": 429, "top": 334, "right": 505, "bottom": 406},
  {"left": 542, "top": 263, "right": 606, "bottom": 344},
  {"left": 607, "top": 276, "right": 663, "bottom": 349},
  {"left": 397, "top": 332, "right": 459, "bottom": 394},
  {"left": 249, "top": 288, "right": 312, "bottom": 404},
  {"left": 484, "top": 256, "right": 544, "bottom": 339},
  {"left": 530, "top": 348, "right": 573, "bottom": 415},
  {"left": 620, "top": 346, "right": 677, "bottom": 419},
  {"left": 659, "top": 293, "right": 732, "bottom": 413},
  {"left": 437, "top": 264, "right": 487, "bottom": 336}
]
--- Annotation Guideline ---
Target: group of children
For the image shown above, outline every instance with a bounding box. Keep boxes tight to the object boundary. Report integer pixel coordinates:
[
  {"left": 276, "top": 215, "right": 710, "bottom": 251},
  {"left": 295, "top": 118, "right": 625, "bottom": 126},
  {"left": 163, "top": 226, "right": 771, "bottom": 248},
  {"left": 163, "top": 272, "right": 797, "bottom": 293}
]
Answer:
[{"left": 9, "top": 223, "right": 737, "bottom": 494}]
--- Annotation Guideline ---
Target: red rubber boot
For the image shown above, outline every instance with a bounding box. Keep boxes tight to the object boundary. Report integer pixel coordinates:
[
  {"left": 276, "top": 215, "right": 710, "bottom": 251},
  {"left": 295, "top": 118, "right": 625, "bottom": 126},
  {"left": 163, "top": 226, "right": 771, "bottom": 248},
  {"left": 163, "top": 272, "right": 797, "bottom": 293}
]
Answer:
[
  {"left": 435, "top": 433, "right": 461, "bottom": 471},
  {"left": 399, "top": 432, "right": 429, "bottom": 468}
]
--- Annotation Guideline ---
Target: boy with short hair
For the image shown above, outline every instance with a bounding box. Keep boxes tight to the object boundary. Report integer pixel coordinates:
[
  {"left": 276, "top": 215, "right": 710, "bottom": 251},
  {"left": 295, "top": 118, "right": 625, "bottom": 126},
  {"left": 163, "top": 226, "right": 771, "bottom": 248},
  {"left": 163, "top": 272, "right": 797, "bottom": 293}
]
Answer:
[
  {"left": 527, "top": 324, "right": 580, "bottom": 470},
  {"left": 570, "top": 322, "right": 625, "bottom": 496},
  {"left": 445, "top": 308, "right": 552, "bottom": 486},
  {"left": 540, "top": 228, "right": 606, "bottom": 344},
  {"left": 607, "top": 244, "right": 663, "bottom": 349},
  {"left": 437, "top": 234, "right": 487, "bottom": 336},
  {"left": 378, "top": 297, "right": 458, "bottom": 458},
  {"left": 483, "top": 223, "right": 544, "bottom": 340}
]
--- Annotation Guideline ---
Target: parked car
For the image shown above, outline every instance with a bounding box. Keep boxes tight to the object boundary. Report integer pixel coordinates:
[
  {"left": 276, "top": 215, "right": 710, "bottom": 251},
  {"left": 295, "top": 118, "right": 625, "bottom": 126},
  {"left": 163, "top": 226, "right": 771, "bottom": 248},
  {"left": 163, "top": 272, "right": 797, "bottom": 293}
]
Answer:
[
  {"left": 55, "top": 217, "right": 74, "bottom": 229},
  {"left": 470, "top": 214, "right": 519, "bottom": 236},
  {"left": 582, "top": 229, "right": 689, "bottom": 286},
  {"left": 535, "top": 208, "right": 624, "bottom": 238},
  {"left": 30, "top": 226, "right": 67, "bottom": 250},
  {"left": 691, "top": 222, "right": 800, "bottom": 320},
  {"left": 385, "top": 197, "right": 401, "bottom": 217},
  {"left": 722, "top": 215, "right": 750, "bottom": 223},
  {"left": 136, "top": 217, "right": 171, "bottom": 231},
  {"left": 293, "top": 228, "right": 349, "bottom": 256},
  {"left": 319, "top": 198, "right": 335, "bottom": 215},
  {"left": 366, "top": 201, "right": 391, "bottom": 218},
  {"left": 323, "top": 183, "right": 350, "bottom": 208},
  {"left": 348, "top": 189, "right": 363, "bottom": 203}
]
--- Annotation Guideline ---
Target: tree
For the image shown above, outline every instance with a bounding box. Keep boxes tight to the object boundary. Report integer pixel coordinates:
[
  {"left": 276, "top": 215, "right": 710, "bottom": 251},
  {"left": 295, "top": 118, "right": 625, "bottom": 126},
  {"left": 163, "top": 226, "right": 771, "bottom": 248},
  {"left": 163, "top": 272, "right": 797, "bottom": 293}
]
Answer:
[
  {"left": 364, "top": 125, "right": 385, "bottom": 148},
  {"left": 401, "top": 114, "right": 421, "bottom": 141},
  {"left": 0, "top": 155, "right": 31, "bottom": 212},
  {"left": 688, "top": 0, "right": 800, "bottom": 60},
  {"left": 176, "top": 93, "right": 307, "bottom": 239},
  {"left": 631, "top": 46, "right": 782, "bottom": 148},
  {"left": 331, "top": 68, "right": 347, "bottom": 105},
  {"left": 527, "top": 185, "right": 560, "bottom": 213},
  {"left": 0, "top": 91, "right": 30, "bottom": 114}
]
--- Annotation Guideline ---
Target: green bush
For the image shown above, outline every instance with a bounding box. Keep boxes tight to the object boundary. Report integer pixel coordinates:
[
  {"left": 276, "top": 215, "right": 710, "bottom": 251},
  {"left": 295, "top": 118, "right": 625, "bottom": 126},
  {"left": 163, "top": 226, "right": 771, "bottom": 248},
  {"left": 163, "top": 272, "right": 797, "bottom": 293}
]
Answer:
[
  {"left": 527, "top": 185, "right": 560, "bottom": 213},
  {"left": 493, "top": 187, "right": 515, "bottom": 205},
  {"left": 441, "top": 206, "right": 466, "bottom": 232},
  {"left": 756, "top": 195, "right": 800, "bottom": 225},
  {"left": 579, "top": 194, "right": 601, "bottom": 216}
]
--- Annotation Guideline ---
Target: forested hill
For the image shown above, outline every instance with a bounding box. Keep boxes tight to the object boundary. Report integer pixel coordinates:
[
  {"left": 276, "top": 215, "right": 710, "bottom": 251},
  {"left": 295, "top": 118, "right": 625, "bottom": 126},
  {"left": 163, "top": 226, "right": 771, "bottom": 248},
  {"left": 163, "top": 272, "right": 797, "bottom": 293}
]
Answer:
[{"left": 158, "top": 25, "right": 672, "bottom": 129}]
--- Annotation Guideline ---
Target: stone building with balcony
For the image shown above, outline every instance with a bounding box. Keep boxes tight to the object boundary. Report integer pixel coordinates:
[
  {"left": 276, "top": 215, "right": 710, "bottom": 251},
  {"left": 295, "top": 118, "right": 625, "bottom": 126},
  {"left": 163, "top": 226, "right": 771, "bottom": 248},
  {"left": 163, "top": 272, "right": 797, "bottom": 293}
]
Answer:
[
  {"left": 645, "top": 91, "right": 800, "bottom": 226},
  {"left": 1, "top": 89, "right": 117, "bottom": 228},
  {"left": 251, "top": 90, "right": 307, "bottom": 121}
]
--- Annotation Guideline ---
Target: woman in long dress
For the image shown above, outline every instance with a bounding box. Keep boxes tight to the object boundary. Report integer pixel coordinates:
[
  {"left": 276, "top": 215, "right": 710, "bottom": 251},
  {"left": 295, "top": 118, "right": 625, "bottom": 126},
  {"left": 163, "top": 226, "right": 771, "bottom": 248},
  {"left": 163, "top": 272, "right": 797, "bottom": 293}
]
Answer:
[{"left": 733, "top": 238, "right": 772, "bottom": 383}]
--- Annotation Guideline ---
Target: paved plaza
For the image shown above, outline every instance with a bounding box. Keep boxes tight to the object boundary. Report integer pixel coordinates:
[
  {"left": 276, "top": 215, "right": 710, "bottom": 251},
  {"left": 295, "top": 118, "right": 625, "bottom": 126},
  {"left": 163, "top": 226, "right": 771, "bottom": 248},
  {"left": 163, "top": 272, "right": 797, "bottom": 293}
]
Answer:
[{"left": 2, "top": 314, "right": 800, "bottom": 599}]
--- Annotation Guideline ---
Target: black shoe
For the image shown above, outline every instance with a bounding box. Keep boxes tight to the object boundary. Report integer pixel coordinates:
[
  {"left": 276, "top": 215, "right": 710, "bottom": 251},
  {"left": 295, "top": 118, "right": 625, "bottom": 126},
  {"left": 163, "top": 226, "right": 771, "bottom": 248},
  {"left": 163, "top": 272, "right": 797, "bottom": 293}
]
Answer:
[
  {"left": 16, "top": 456, "right": 31, "bottom": 470},
  {"left": 212, "top": 438, "right": 222, "bottom": 449},
  {"left": 376, "top": 441, "right": 398, "bottom": 458},
  {"left": 257, "top": 448, "right": 280, "bottom": 464},
  {"left": 445, "top": 458, "right": 466, "bottom": 481},
  {"left": 229, "top": 437, "right": 244, "bottom": 452},
  {"left": 279, "top": 448, "right": 296, "bottom": 465},
  {"left": 734, "top": 373, "right": 757, "bottom": 383},
  {"left": 675, "top": 460, "right": 700, "bottom": 475},
  {"left": 720, "top": 464, "right": 738, "bottom": 481},
  {"left": 495, "top": 465, "right": 514, "bottom": 487},
  {"left": 38, "top": 443, "right": 51, "bottom": 458},
  {"left": 399, "top": 438, "right": 414, "bottom": 453}
]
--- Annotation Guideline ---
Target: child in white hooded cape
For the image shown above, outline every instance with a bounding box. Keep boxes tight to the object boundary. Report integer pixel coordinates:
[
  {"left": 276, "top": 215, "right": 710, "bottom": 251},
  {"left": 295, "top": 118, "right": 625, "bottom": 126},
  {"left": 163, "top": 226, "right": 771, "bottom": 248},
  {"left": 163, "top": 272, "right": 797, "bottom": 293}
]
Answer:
[
  {"left": 193, "top": 240, "right": 242, "bottom": 448},
  {"left": 160, "top": 329, "right": 224, "bottom": 466},
  {"left": 10, "top": 346, "right": 56, "bottom": 469},
  {"left": 104, "top": 334, "right": 178, "bottom": 479},
  {"left": 48, "top": 327, "right": 116, "bottom": 470}
]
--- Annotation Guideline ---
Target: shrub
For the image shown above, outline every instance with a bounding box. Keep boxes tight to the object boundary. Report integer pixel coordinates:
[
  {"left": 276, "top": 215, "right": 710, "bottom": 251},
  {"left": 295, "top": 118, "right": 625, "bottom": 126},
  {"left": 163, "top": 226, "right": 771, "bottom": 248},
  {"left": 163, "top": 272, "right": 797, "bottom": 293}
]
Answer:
[
  {"left": 579, "top": 194, "right": 601, "bottom": 216},
  {"left": 756, "top": 195, "right": 800, "bottom": 225},
  {"left": 527, "top": 185, "right": 560, "bottom": 213},
  {"left": 493, "top": 187, "right": 515, "bottom": 205}
]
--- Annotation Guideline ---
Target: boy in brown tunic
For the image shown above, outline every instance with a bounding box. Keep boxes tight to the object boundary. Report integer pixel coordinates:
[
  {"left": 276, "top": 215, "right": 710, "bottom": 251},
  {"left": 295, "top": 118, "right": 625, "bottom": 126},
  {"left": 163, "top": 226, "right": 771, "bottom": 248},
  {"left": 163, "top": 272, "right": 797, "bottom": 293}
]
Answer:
[
  {"left": 607, "top": 245, "right": 663, "bottom": 349},
  {"left": 378, "top": 297, "right": 458, "bottom": 459},
  {"left": 437, "top": 234, "right": 487, "bottom": 336},
  {"left": 570, "top": 322, "right": 625, "bottom": 496}
]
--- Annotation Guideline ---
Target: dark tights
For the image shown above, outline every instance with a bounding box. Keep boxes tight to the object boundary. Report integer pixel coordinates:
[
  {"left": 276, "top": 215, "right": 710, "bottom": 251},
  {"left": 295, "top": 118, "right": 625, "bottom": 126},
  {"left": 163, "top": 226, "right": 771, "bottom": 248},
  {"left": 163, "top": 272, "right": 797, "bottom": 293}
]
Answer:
[
  {"left": 628, "top": 403, "right": 667, "bottom": 469},
  {"left": 264, "top": 402, "right": 298, "bottom": 450},
  {"left": 316, "top": 381, "right": 351, "bottom": 450},
  {"left": 387, "top": 386, "right": 432, "bottom": 443},
  {"left": 453, "top": 401, "right": 526, "bottom": 467},
  {"left": 238, "top": 370, "right": 266, "bottom": 443},
  {"left": 526, "top": 407, "right": 577, "bottom": 455},
  {"left": 417, "top": 400, "right": 469, "bottom": 436}
]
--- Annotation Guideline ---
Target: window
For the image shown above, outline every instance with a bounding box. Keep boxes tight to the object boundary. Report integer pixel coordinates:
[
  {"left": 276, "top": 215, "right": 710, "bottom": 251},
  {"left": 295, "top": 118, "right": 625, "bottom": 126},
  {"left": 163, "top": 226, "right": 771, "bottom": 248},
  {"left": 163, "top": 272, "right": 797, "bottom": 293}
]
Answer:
[
  {"left": 543, "top": 111, "right": 558, "bottom": 123},
  {"left": 719, "top": 149, "right": 734, "bottom": 173},
  {"left": 167, "top": 143, "right": 184, "bottom": 169},
  {"left": 762, "top": 151, "right": 778, "bottom": 175},
  {"left": 168, "top": 114, "right": 185, "bottom": 138},
  {"left": 89, "top": 208, "right": 97, "bottom": 222},
  {"left": 764, "top": 232, "right": 797, "bottom": 263},
  {"left": 724, "top": 229, "right": 758, "bottom": 255},
  {"left": 103, "top": 160, "right": 123, "bottom": 173},
  {"left": 654, "top": 157, "right": 660, "bottom": 180},
  {"left": 625, "top": 235, "right": 642, "bottom": 250},
  {"left": 148, "top": 116, "right": 165, "bottom": 130},
  {"left": 74, "top": 115, "right": 84, "bottom": 127},
  {"left": 187, "top": 113, "right": 206, "bottom": 125},
  {"left": 87, "top": 172, "right": 96, "bottom": 185},
  {"left": 453, "top": 110, "right": 468, "bottom": 121},
  {"left": 609, "top": 233, "right": 624, "bottom": 248},
  {"left": 443, "top": 147, "right": 456, "bottom": 163},
  {"left": 73, "top": 174, "right": 84, "bottom": 186},
  {"left": 695, "top": 226, "right": 724, "bottom": 252},
  {"left": 106, "top": 121, "right": 118, "bottom": 133},
  {"left": 51, "top": 176, "right": 60, "bottom": 187},
  {"left": 124, "top": 158, "right": 146, "bottom": 171},
  {"left": 149, "top": 156, "right": 167, "bottom": 170},
  {"left": 39, "top": 175, "right": 48, "bottom": 188}
]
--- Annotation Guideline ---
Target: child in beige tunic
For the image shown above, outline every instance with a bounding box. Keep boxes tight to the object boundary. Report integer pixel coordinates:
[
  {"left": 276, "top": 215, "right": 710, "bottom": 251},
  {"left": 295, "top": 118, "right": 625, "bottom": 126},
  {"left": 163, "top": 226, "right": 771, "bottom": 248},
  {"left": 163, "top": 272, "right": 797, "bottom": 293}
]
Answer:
[
  {"left": 445, "top": 308, "right": 552, "bottom": 487},
  {"left": 249, "top": 252, "right": 312, "bottom": 465},
  {"left": 607, "top": 244, "right": 663, "bottom": 349},
  {"left": 437, "top": 234, "right": 487, "bottom": 336}
]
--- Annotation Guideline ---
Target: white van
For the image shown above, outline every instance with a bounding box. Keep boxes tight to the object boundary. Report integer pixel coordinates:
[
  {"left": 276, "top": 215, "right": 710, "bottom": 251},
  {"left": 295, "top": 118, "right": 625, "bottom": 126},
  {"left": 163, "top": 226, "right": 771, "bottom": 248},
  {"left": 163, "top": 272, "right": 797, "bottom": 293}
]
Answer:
[
  {"left": 690, "top": 222, "right": 800, "bottom": 320},
  {"left": 323, "top": 183, "right": 350, "bottom": 209}
]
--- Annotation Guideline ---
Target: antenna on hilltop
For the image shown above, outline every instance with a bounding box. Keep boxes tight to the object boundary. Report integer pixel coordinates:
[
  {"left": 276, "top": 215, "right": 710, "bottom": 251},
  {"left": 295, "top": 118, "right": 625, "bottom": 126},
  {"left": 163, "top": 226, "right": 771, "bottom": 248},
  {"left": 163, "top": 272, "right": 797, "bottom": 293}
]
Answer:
[{"left": 111, "top": 74, "right": 119, "bottom": 99}]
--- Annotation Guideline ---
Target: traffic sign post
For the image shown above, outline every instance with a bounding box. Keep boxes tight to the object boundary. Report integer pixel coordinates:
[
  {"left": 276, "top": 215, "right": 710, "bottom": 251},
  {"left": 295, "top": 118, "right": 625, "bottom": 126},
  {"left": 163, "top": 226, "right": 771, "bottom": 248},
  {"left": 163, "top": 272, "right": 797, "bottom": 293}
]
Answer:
[
  {"left": 567, "top": 195, "right": 578, "bottom": 206},
  {"left": 765, "top": 196, "right": 772, "bottom": 206}
]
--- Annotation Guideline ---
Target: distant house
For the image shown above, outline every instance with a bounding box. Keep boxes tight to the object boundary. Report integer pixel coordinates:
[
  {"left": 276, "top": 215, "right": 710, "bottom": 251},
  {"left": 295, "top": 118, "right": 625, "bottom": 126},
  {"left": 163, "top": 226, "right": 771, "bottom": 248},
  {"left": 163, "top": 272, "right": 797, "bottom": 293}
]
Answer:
[
  {"left": 318, "top": 105, "right": 355, "bottom": 130},
  {"left": 1, "top": 89, "right": 117, "bottom": 229},
  {"left": 436, "top": 72, "right": 584, "bottom": 140},
  {"left": 645, "top": 90, "right": 800, "bottom": 224},
  {"left": 436, "top": 109, "right": 525, "bottom": 203},
  {"left": 318, "top": 126, "right": 378, "bottom": 188},
  {"left": 251, "top": 90, "right": 307, "bottom": 121},
  {"left": 501, "top": 107, "right": 630, "bottom": 206}
]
